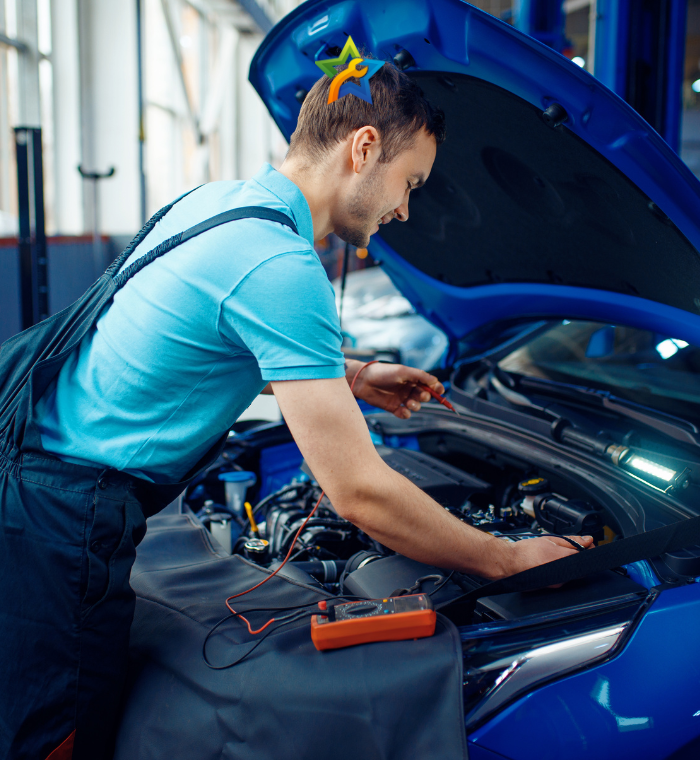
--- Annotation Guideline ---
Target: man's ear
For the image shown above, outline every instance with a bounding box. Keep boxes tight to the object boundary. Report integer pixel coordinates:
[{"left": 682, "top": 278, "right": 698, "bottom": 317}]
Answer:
[{"left": 350, "top": 126, "right": 381, "bottom": 174}]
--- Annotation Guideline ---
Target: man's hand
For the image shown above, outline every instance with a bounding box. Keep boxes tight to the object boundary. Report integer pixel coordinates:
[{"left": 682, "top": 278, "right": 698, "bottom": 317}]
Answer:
[
  {"left": 345, "top": 359, "right": 444, "bottom": 419},
  {"left": 489, "top": 534, "right": 595, "bottom": 584}
]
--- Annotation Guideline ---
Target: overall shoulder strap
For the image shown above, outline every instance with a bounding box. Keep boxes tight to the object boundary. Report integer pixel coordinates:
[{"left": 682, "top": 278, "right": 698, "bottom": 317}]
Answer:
[
  {"left": 106, "top": 186, "right": 201, "bottom": 278},
  {"left": 112, "top": 206, "right": 299, "bottom": 290}
]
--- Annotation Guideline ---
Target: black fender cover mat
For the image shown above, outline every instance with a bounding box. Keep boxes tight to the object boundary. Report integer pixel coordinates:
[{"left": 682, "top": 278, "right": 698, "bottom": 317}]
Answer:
[{"left": 114, "top": 514, "right": 468, "bottom": 760}]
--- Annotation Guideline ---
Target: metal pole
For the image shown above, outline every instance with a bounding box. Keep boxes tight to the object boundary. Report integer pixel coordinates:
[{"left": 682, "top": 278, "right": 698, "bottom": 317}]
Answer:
[
  {"left": 31, "top": 128, "right": 48, "bottom": 322},
  {"left": 594, "top": 0, "right": 687, "bottom": 152},
  {"left": 15, "top": 128, "right": 33, "bottom": 329},
  {"left": 15, "top": 127, "right": 48, "bottom": 329},
  {"left": 338, "top": 241, "right": 351, "bottom": 330},
  {"left": 78, "top": 165, "right": 115, "bottom": 278},
  {"left": 92, "top": 176, "right": 100, "bottom": 274},
  {"left": 514, "top": 0, "right": 568, "bottom": 53},
  {"left": 136, "top": 0, "right": 147, "bottom": 226}
]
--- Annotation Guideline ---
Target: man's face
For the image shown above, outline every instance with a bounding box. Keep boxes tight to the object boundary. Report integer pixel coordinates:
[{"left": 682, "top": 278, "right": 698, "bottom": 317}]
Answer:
[{"left": 334, "top": 127, "right": 436, "bottom": 248}]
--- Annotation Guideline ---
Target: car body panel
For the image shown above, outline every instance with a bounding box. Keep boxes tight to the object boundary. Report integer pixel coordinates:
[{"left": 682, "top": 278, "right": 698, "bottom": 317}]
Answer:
[
  {"left": 373, "top": 254, "right": 700, "bottom": 347},
  {"left": 469, "top": 582, "right": 700, "bottom": 759},
  {"left": 249, "top": 0, "right": 700, "bottom": 344}
]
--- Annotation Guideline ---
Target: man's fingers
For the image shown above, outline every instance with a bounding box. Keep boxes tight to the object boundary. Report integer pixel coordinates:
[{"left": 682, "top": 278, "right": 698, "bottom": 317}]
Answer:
[
  {"left": 407, "top": 379, "right": 445, "bottom": 398},
  {"left": 546, "top": 535, "right": 595, "bottom": 551},
  {"left": 408, "top": 387, "right": 431, "bottom": 403},
  {"left": 401, "top": 367, "right": 444, "bottom": 394},
  {"left": 394, "top": 405, "right": 411, "bottom": 419},
  {"left": 569, "top": 535, "right": 595, "bottom": 548}
]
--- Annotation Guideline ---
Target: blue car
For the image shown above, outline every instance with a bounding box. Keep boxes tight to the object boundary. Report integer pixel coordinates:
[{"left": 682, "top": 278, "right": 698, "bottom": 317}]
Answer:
[{"left": 115, "top": 2, "right": 700, "bottom": 759}]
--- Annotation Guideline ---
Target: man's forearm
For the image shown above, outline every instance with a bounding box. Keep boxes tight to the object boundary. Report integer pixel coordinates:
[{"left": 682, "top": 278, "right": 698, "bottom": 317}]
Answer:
[
  {"left": 328, "top": 462, "right": 514, "bottom": 580},
  {"left": 272, "top": 377, "right": 587, "bottom": 581}
]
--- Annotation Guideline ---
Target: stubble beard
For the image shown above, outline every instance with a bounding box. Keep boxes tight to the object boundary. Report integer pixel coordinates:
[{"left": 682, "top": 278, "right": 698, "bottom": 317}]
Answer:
[{"left": 335, "top": 164, "right": 388, "bottom": 248}]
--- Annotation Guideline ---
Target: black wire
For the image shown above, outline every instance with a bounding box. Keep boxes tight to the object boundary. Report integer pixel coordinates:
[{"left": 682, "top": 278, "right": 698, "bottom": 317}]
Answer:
[
  {"left": 548, "top": 534, "right": 587, "bottom": 552},
  {"left": 428, "top": 571, "right": 455, "bottom": 596},
  {"left": 202, "top": 596, "right": 370, "bottom": 670},
  {"left": 390, "top": 572, "right": 456, "bottom": 599},
  {"left": 203, "top": 610, "right": 312, "bottom": 669}
]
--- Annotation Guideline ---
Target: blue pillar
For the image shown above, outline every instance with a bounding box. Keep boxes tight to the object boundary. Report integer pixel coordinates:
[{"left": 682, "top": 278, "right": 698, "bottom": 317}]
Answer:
[
  {"left": 594, "top": 0, "right": 687, "bottom": 152},
  {"left": 514, "top": 0, "right": 568, "bottom": 53}
]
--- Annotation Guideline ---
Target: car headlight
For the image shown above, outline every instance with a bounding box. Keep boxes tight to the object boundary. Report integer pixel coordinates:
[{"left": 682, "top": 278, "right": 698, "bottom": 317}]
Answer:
[{"left": 462, "top": 606, "right": 636, "bottom": 730}]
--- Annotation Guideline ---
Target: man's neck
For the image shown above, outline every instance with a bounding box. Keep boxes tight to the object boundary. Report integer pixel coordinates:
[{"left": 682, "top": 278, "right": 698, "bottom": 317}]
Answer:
[{"left": 278, "top": 161, "right": 336, "bottom": 242}]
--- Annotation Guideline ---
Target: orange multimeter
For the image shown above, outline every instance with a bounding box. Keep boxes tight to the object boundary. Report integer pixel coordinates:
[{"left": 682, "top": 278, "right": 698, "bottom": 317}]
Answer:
[{"left": 310, "top": 593, "right": 437, "bottom": 651}]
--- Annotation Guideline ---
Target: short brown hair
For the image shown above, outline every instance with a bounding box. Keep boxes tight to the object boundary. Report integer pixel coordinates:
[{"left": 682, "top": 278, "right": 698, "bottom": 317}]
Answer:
[{"left": 286, "top": 55, "right": 446, "bottom": 166}]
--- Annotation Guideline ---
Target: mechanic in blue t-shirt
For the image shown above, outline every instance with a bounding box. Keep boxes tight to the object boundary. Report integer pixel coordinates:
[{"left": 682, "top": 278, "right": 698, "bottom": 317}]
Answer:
[{"left": 3, "top": 61, "right": 592, "bottom": 760}]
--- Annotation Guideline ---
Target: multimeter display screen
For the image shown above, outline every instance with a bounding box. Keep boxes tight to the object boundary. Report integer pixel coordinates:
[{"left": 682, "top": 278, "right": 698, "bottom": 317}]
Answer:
[
  {"left": 393, "top": 595, "right": 429, "bottom": 613},
  {"left": 326, "top": 594, "right": 432, "bottom": 623}
]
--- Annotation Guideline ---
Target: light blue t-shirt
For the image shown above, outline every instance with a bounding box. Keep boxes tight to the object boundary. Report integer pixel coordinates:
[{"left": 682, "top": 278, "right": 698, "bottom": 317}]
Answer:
[{"left": 35, "top": 163, "right": 345, "bottom": 483}]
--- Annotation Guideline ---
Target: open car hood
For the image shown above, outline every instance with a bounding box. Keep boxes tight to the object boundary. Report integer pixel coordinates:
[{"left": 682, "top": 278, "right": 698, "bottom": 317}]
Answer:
[{"left": 249, "top": 0, "right": 700, "bottom": 346}]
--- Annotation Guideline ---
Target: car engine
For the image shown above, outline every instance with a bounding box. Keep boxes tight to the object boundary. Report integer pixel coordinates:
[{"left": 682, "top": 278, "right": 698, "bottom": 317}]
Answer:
[{"left": 182, "top": 423, "right": 646, "bottom": 626}]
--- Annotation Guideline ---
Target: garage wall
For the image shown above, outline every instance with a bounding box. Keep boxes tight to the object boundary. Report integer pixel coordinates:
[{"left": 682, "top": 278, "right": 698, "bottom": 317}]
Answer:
[{"left": 0, "top": 236, "right": 121, "bottom": 344}]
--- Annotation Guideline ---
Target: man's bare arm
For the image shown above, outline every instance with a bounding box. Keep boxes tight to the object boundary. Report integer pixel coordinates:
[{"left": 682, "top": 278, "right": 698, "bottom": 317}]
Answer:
[{"left": 271, "top": 377, "right": 592, "bottom": 580}]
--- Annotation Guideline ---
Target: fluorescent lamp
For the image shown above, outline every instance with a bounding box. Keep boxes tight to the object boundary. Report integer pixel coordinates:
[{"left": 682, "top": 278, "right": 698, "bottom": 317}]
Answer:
[
  {"left": 655, "top": 338, "right": 689, "bottom": 359},
  {"left": 626, "top": 455, "right": 676, "bottom": 482},
  {"left": 656, "top": 339, "right": 679, "bottom": 359}
]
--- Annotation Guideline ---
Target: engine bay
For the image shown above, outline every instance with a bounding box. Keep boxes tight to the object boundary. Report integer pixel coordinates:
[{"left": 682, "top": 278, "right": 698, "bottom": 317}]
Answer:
[{"left": 183, "top": 418, "right": 650, "bottom": 627}]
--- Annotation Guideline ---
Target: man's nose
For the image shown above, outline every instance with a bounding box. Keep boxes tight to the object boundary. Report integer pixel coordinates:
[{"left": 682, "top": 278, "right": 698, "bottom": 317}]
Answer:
[{"left": 394, "top": 202, "right": 409, "bottom": 222}]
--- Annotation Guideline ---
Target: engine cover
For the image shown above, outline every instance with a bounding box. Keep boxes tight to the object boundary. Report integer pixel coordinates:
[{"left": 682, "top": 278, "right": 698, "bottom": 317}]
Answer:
[{"left": 375, "top": 445, "right": 490, "bottom": 507}]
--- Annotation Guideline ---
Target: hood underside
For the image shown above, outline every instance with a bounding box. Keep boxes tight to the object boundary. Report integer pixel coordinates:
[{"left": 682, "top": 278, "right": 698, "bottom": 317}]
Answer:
[{"left": 250, "top": 0, "right": 700, "bottom": 343}]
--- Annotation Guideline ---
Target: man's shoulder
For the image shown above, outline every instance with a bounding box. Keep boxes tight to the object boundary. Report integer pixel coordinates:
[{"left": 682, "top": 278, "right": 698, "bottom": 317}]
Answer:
[
  {"left": 122, "top": 176, "right": 315, "bottom": 284},
  {"left": 182, "top": 181, "right": 309, "bottom": 249}
]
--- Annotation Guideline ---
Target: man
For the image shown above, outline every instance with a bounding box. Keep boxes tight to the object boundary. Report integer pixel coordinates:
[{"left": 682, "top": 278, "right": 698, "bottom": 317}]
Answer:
[{"left": 0, "top": 61, "right": 592, "bottom": 759}]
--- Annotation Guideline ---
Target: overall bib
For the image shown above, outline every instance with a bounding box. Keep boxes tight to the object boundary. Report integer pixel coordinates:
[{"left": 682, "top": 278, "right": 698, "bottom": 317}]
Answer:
[{"left": 0, "top": 197, "right": 298, "bottom": 760}]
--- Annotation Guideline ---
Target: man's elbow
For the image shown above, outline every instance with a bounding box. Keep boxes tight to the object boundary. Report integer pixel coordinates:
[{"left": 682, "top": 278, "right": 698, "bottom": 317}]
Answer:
[
  {"left": 330, "top": 491, "right": 365, "bottom": 524},
  {"left": 313, "top": 452, "right": 391, "bottom": 525},
  {"left": 327, "top": 477, "right": 387, "bottom": 527}
]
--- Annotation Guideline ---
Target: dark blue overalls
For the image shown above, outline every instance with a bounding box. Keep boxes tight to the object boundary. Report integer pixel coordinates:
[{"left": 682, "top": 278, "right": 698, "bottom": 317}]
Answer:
[{"left": 0, "top": 197, "right": 298, "bottom": 760}]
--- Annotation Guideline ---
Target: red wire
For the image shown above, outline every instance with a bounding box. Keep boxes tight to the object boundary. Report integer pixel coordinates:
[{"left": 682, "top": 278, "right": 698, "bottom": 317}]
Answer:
[
  {"left": 225, "top": 362, "right": 379, "bottom": 636},
  {"left": 225, "top": 360, "right": 457, "bottom": 636},
  {"left": 226, "top": 490, "right": 325, "bottom": 634}
]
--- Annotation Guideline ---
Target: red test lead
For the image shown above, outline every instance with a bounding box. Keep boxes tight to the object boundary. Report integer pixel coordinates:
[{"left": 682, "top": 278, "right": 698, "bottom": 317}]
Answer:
[{"left": 416, "top": 382, "right": 460, "bottom": 416}]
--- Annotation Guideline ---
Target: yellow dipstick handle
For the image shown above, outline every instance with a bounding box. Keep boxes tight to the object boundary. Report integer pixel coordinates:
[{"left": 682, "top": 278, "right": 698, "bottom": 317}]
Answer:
[{"left": 244, "top": 501, "right": 259, "bottom": 534}]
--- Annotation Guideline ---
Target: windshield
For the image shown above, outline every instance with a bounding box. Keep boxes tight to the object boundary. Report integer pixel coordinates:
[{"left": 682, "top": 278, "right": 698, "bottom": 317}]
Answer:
[{"left": 497, "top": 321, "right": 700, "bottom": 422}]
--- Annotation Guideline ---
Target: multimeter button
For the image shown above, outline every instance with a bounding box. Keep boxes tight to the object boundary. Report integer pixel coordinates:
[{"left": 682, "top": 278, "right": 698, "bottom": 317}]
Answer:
[{"left": 346, "top": 604, "right": 377, "bottom": 615}]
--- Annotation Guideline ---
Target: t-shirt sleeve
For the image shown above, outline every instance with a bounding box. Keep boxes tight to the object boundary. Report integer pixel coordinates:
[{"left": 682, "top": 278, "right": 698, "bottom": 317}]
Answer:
[{"left": 219, "top": 250, "right": 346, "bottom": 381}]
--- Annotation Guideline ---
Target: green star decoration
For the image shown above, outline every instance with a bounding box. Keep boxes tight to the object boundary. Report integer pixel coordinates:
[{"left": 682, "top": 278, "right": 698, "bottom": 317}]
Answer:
[{"left": 315, "top": 36, "right": 363, "bottom": 78}]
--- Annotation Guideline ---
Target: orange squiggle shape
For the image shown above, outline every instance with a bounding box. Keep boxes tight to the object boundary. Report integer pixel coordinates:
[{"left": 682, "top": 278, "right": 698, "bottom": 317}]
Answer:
[{"left": 328, "top": 58, "right": 368, "bottom": 103}]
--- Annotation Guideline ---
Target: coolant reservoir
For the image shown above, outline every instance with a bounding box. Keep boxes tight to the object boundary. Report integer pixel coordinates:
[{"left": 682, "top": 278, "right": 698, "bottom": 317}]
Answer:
[
  {"left": 517, "top": 478, "right": 550, "bottom": 518},
  {"left": 218, "top": 470, "right": 257, "bottom": 517}
]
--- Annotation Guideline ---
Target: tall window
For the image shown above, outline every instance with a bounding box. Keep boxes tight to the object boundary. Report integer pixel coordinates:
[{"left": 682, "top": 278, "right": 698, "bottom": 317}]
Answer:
[
  {"left": 143, "top": 0, "right": 291, "bottom": 216},
  {"left": 0, "top": 1, "right": 19, "bottom": 235}
]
